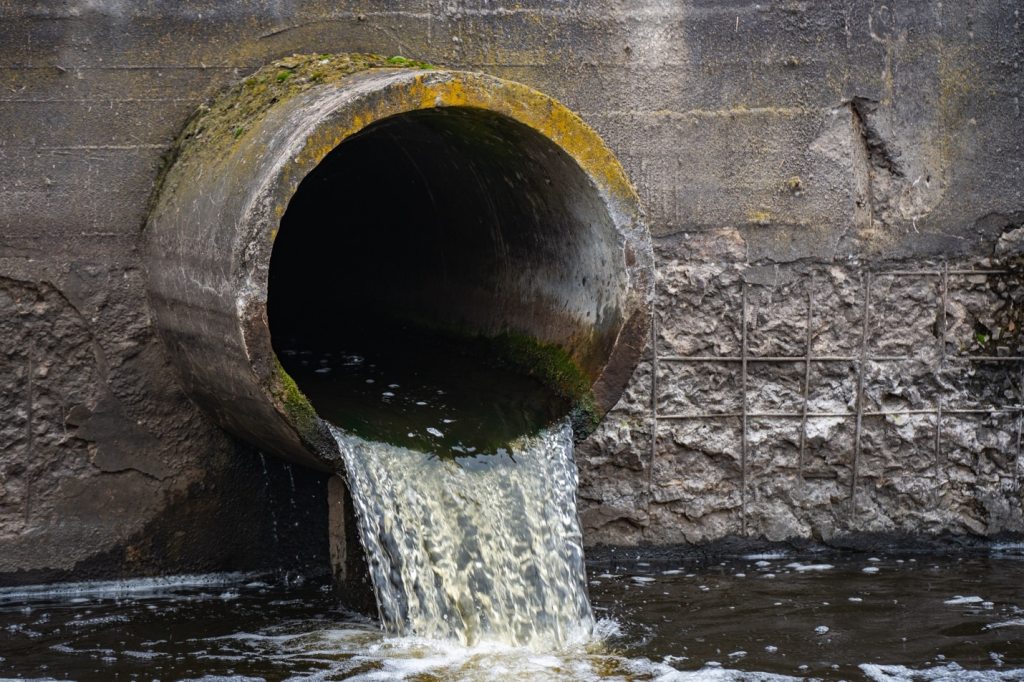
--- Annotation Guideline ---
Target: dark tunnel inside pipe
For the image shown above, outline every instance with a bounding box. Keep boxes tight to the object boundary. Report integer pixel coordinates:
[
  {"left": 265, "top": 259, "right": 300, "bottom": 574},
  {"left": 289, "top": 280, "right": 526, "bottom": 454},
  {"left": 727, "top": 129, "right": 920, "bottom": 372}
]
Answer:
[{"left": 267, "top": 107, "right": 627, "bottom": 455}]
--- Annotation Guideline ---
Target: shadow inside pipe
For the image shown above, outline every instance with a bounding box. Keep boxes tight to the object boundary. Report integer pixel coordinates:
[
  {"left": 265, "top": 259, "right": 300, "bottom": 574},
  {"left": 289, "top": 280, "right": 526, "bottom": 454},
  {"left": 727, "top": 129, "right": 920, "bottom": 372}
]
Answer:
[{"left": 268, "top": 107, "right": 620, "bottom": 455}]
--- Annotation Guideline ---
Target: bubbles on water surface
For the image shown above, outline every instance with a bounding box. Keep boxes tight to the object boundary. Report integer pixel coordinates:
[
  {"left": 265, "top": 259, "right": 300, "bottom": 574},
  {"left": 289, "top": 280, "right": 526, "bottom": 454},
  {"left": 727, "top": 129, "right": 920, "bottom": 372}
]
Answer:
[
  {"left": 786, "top": 562, "right": 835, "bottom": 572},
  {"left": 859, "top": 662, "right": 1024, "bottom": 681},
  {"left": 3, "top": 552, "right": 1024, "bottom": 680}
]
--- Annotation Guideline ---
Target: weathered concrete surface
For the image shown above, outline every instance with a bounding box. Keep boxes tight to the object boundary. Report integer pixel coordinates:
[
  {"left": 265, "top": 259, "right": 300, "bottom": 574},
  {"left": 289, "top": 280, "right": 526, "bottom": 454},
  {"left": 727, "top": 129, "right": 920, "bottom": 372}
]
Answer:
[
  {"left": 0, "top": 266, "right": 332, "bottom": 585},
  {"left": 1, "top": 1, "right": 1022, "bottom": 582}
]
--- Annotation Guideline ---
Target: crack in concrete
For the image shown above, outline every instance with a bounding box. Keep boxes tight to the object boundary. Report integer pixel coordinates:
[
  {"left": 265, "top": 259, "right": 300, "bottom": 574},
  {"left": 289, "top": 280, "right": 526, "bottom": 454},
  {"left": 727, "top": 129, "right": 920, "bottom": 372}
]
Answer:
[{"left": 850, "top": 97, "right": 905, "bottom": 179}]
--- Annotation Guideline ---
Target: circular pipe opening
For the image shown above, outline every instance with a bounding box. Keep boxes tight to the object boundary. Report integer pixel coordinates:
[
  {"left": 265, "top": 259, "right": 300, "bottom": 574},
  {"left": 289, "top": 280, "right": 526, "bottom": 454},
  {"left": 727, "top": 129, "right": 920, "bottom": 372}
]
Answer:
[
  {"left": 146, "top": 58, "right": 651, "bottom": 469},
  {"left": 268, "top": 107, "right": 625, "bottom": 453}
]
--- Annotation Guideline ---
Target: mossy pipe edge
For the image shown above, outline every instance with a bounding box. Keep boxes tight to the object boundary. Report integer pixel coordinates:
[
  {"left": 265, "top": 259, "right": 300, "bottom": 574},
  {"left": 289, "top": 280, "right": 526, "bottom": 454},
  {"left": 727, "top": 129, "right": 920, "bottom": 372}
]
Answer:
[
  {"left": 146, "top": 53, "right": 653, "bottom": 469},
  {"left": 269, "top": 358, "right": 336, "bottom": 466},
  {"left": 476, "top": 331, "right": 601, "bottom": 439}
]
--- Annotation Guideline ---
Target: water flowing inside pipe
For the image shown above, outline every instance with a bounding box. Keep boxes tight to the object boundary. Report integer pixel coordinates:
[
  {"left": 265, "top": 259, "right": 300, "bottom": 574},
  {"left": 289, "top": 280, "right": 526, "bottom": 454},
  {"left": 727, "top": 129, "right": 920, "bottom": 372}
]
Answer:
[{"left": 331, "top": 420, "right": 594, "bottom": 648}]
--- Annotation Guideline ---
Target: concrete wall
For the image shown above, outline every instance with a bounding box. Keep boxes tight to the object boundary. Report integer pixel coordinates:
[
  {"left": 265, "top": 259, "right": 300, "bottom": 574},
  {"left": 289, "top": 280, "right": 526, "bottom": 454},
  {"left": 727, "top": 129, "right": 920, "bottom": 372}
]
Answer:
[{"left": 1, "top": 1, "right": 1022, "bottom": 582}]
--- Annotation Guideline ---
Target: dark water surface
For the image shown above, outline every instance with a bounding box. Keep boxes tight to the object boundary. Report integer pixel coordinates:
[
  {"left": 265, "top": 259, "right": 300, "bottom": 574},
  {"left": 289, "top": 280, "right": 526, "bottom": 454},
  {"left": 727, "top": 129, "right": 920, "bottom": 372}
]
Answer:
[
  {"left": 2, "top": 549, "right": 1023, "bottom": 681},
  {"left": 275, "top": 319, "right": 571, "bottom": 457}
]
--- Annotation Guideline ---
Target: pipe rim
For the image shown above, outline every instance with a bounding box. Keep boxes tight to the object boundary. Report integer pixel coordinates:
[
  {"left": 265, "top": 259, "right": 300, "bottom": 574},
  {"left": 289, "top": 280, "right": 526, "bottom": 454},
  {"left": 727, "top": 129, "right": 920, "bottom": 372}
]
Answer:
[{"left": 149, "top": 64, "right": 652, "bottom": 468}]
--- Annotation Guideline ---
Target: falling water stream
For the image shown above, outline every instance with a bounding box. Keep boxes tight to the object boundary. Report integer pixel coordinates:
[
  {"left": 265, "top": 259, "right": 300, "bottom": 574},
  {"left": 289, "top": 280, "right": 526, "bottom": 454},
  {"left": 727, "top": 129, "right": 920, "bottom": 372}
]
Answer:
[
  {"left": 332, "top": 421, "right": 593, "bottom": 648},
  {"left": 278, "top": 319, "right": 604, "bottom": 654}
]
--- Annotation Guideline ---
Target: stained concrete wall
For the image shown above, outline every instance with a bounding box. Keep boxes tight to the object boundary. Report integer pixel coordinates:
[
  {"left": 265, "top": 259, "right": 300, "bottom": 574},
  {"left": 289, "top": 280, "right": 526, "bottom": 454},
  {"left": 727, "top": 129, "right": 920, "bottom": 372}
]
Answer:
[{"left": 1, "top": 1, "right": 1022, "bottom": 582}]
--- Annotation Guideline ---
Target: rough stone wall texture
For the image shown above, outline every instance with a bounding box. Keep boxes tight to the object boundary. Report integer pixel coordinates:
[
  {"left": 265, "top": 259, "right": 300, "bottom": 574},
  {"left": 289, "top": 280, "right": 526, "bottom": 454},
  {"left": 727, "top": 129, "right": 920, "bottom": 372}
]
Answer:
[
  {"left": 577, "top": 240, "right": 1024, "bottom": 545},
  {"left": 1, "top": 1, "right": 1022, "bottom": 581}
]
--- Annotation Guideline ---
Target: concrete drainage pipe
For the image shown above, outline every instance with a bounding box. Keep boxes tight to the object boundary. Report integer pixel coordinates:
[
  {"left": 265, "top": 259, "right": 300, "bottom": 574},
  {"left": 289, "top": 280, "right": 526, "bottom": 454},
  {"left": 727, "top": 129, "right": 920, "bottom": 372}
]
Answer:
[{"left": 146, "top": 54, "right": 652, "bottom": 470}]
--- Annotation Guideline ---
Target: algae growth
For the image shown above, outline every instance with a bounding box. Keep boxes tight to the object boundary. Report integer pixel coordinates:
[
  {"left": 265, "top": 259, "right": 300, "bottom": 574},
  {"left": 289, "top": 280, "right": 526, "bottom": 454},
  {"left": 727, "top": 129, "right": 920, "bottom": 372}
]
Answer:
[
  {"left": 484, "top": 331, "right": 600, "bottom": 436},
  {"left": 271, "top": 356, "right": 319, "bottom": 439},
  {"left": 163, "top": 53, "right": 437, "bottom": 177}
]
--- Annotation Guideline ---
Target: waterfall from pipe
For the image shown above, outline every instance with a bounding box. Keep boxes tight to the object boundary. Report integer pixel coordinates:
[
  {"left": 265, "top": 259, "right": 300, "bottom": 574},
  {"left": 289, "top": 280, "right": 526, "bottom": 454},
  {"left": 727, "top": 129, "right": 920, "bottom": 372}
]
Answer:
[{"left": 331, "top": 420, "right": 594, "bottom": 648}]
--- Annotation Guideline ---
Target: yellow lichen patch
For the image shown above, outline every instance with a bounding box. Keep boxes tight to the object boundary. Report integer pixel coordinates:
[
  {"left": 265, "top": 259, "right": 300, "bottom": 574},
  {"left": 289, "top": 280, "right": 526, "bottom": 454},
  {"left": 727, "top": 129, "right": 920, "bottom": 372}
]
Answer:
[
  {"left": 160, "top": 53, "right": 434, "bottom": 187},
  {"left": 747, "top": 209, "right": 772, "bottom": 225},
  {"left": 280, "top": 67, "right": 641, "bottom": 223},
  {"left": 162, "top": 53, "right": 643, "bottom": 262},
  {"left": 445, "top": 76, "right": 637, "bottom": 206}
]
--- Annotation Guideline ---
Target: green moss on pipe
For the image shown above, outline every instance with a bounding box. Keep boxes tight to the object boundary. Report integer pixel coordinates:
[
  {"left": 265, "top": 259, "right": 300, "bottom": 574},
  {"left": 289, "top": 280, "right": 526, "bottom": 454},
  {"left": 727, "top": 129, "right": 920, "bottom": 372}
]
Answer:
[{"left": 271, "top": 358, "right": 320, "bottom": 440}]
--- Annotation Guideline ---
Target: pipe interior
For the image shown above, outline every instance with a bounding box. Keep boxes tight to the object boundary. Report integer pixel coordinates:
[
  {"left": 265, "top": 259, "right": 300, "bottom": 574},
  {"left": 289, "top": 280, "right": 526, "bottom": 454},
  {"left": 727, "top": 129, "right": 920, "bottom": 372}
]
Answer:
[{"left": 268, "top": 106, "right": 624, "bottom": 454}]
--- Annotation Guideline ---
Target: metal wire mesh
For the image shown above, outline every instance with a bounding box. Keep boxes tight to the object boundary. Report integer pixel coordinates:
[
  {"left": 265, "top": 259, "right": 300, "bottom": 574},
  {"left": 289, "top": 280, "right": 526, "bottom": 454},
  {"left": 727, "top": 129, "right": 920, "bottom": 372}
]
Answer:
[{"left": 646, "top": 265, "right": 1023, "bottom": 534}]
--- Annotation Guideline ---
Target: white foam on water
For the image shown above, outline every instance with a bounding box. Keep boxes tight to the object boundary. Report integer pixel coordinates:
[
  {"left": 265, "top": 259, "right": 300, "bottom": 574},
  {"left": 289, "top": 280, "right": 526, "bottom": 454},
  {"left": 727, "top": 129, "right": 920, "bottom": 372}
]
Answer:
[
  {"left": 986, "top": 619, "right": 1024, "bottom": 629},
  {"left": 860, "top": 662, "right": 1024, "bottom": 681},
  {"left": 122, "top": 649, "right": 163, "bottom": 660},
  {"left": 654, "top": 667, "right": 804, "bottom": 681},
  {"left": 741, "top": 553, "right": 789, "bottom": 561},
  {"left": 179, "top": 677, "right": 266, "bottom": 682},
  {"left": 785, "top": 563, "right": 835, "bottom": 572},
  {"left": 210, "top": 631, "right": 312, "bottom": 644},
  {"left": 991, "top": 543, "right": 1024, "bottom": 551},
  {"left": 263, "top": 623, "right": 806, "bottom": 682},
  {"left": 66, "top": 614, "right": 131, "bottom": 628},
  {"left": 944, "top": 596, "right": 984, "bottom": 605},
  {"left": 0, "top": 572, "right": 263, "bottom": 603}
]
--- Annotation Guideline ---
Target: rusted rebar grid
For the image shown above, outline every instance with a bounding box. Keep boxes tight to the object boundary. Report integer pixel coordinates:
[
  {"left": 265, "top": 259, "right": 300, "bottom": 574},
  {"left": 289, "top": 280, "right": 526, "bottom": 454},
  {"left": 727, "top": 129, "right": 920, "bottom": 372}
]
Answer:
[
  {"left": 879, "top": 269, "right": 1011, "bottom": 276},
  {"left": 930, "top": 263, "right": 949, "bottom": 509},
  {"left": 650, "top": 264, "right": 1022, "bottom": 525},
  {"left": 1018, "top": 365, "right": 1024, "bottom": 493},
  {"left": 658, "top": 407, "right": 1024, "bottom": 420},
  {"left": 849, "top": 271, "right": 872, "bottom": 514},
  {"left": 648, "top": 274, "right": 659, "bottom": 499},
  {"left": 940, "top": 262, "right": 950, "bottom": 363},
  {"left": 740, "top": 282, "right": 749, "bottom": 536},
  {"left": 658, "top": 355, "right": 1024, "bottom": 363},
  {"left": 798, "top": 287, "right": 813, "bottom": 478}
]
